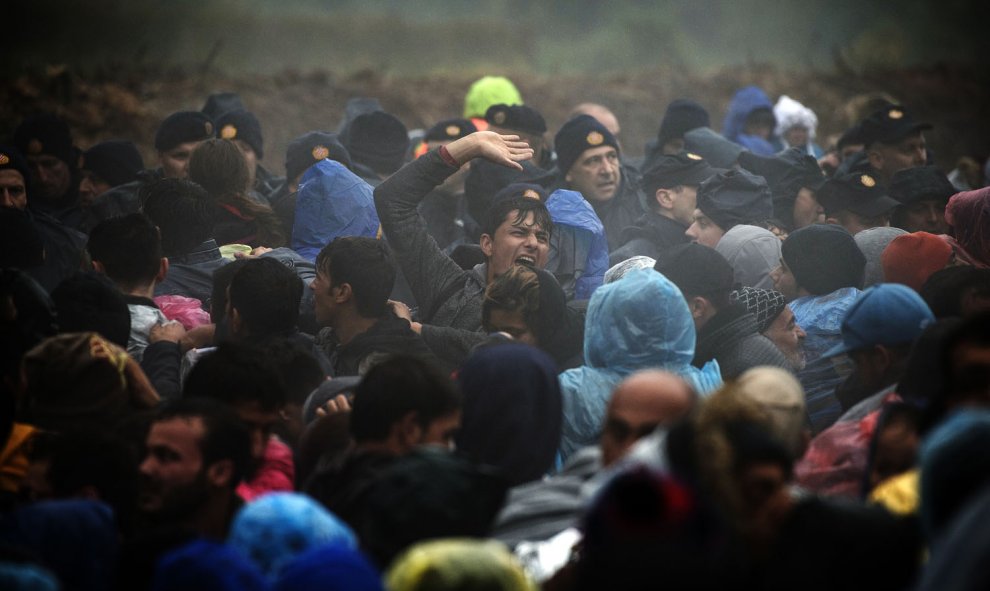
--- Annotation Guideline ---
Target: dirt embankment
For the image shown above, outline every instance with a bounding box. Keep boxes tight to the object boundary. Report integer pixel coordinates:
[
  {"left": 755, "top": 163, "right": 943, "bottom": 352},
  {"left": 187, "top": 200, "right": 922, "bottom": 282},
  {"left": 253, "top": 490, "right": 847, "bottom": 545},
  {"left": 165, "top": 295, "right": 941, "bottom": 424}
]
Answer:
[{"left": 2, "top": 64, "right": 987, "bottom": 177}]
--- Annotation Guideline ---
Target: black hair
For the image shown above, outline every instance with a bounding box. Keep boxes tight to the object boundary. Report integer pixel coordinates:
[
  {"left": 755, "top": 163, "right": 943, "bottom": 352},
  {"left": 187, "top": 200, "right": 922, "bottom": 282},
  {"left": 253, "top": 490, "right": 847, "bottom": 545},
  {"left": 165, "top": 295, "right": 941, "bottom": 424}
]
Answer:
[
  {"left": 50, "top": 272, "right": 130, "bottom": 348},
  {"left": 141, "top": 178, "right": 217, "bottom": 258},
  {"left": 481, "top": 196, "right": 553, "bottom": 240},
  {"left": 315, "top": 237, "right": 395, "bottom": 318},
  {"left": 209, "top": 259, "right": 249, "bottom": 321},
  {"left": 920, "top": 266, "right": 990, "bottom": 319},
  {"left": 227, "top": 258, "right": 302, "bottom": 339},
  {"left": 153, "top": 398, "right": 253, "bottom": 489},
  {"left": 31, "top": 429, "right": 140, "bottom": 533},
  {"left": 265, "top": 339, "right": 326, "bottom": 406},
  {"left": 87, "top": 213, "right": 162, "bottom": 290},
  {"left": 349, "top": 355, "right": 461, "bottom": 444},
  {"left": 183, "top": 342, "right": 287, "bottom": 412}
]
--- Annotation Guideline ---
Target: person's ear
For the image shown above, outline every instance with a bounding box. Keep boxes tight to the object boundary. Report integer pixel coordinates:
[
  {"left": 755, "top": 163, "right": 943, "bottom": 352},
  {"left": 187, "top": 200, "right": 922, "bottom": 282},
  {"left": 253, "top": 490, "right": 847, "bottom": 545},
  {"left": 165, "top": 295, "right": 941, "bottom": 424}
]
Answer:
[
  {"left": 825, "top": 215, "right": 840, "bottom": 226},
  {"left": 334, "top": 282, "right": 352, "bottom": 304},
  {"left": 564, "top": 172, "right": 573, "bottom": 184},
  {"left": 866, "top": 146, "right": 883, "bottom": 170},
  {"left": 655, "top": 188, "right": 672, "bottom": 209},
  {"left": 396, "top": 411, "right": 424, "bottom": 450},
  {"left": 156, "top": 258, "right": 169, "bottom": 283},
  {"left": 689, "top": 296, "right": 708, "bottom": 320},
  {"left": 480, "top": 233, "right": 495, "bottom": 258},
  {"left": 229, "top": 307, "right": 243, "bottom": 335},
  {"left": 206, "top": 459, "right": 235, "bottom": 489},
  {"left": 91, "top": 260, "right": 105, "bottom": 274}
]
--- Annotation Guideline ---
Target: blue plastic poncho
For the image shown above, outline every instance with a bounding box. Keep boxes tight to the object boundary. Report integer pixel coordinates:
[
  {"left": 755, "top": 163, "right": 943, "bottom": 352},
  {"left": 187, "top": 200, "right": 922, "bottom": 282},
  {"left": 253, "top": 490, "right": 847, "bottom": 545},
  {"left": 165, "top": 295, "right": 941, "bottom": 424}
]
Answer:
[
  {"left": 722, "top": 86, "right": 776, "bottom": 156},
  {"left": 291, "top": 159, "right": 380, "bottom": 262},
  {"left": 557, "top": 268, "right": 722, "bottom": 460},
  {"left": 545, "top": 189, "right": 608, "bottom": 301}
]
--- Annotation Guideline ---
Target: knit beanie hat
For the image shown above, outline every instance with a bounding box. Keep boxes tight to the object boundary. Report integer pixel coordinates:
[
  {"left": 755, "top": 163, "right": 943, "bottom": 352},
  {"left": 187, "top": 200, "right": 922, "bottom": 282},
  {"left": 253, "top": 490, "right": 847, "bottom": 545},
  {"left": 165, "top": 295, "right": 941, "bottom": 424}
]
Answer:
[
  {"left": 732, "top": 287, "right": 787, "bottom": 332},
  {"left": 657, "top": 99, "right": 710, "bottom": 146},
  {"left": 154, "top": 111, "right": 214, "bottom": 152},
  {"left": 13, "top": 113, "right": 76, "bottom": 167},
  {"left": 854, "top": 226, "right": 907, "bottom": 288},
  {"left": 654, "top": 242, "right": 735, "bottom": 298},
  {"left": 217, "top": 109, "right": 264, "bottom": 159},
  {"left": 696, "top": 169, "right": 773, "bottom": 232},
  {"left": 80, "top": 141, "right": 144, "bottom": 187},
  {"left": 341, "top": 111, "right": 409, "bottom": 176},
  {"left": 881, "top": 231, "right": 954, "bottom": 292},
  {"left": 463, "top": 76, "right": 523, "bottom": 119},
  {"left": 554, "top": 115, "right": 619, "bottom": 177},
  {"left": 781, "top": 224, "right": 866, "bottom": 295}
]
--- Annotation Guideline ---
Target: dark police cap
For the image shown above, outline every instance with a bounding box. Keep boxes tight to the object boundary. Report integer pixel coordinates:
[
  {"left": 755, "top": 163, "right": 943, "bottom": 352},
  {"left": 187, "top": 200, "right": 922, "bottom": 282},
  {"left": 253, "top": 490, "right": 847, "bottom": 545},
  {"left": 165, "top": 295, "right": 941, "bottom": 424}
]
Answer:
[
  {"left": 424, "top": 118, "right": 477, "bottom": 142},
  {"left": 656, "top": 99, "right": 710, "bottom": 146},
  {"left": 216, "top": 109, "right": 264, "bottom": 159},
  {"left": 81, "top": 141, "right": 145, "bottom": 188},
  {"left": 837, "top": 122, "right": 866, "bottom": 150},
  {"left": 13, "top": 113, "right": 75, "bottom": 166},
  {"left": 817, "top": 172, "right": 900, "bottom": 218},
  {"left": 0, "top": 145, "right": 32, "bottom": 185},
  {"left": 485, "top": 104, "right": 548, "bottom": 135},
  {"left": 738, "top": 147, "right": 826, "bottom": 203},
  {"left": 285, "top": 131, "right": 351, "bottom": 183},
  {"left": 859, "top": 105, "right": 931, "bottom": 146},
  {"left": 465, "top": 159, "right": 554, "bottom": 228},
  {"left": 553, "top": 115, "right": 619, "bottom": 176},
  {"left": 887, "top": 166, "right": 957, "bottom": 207},
  {"left": 154, "top": 111, "right": 215, "bottom": 152},
  {"left": 696, "top": 169, "right": 773, "bottom": 232},
  {"left": 201, "top": 91, "right": 246, "bottom": 121},
  {"left": 641, "top": 152, "right": 721, "bottom": 193},
  {"left": 654, "top": 242, "right": 735, "bottom": 297}
]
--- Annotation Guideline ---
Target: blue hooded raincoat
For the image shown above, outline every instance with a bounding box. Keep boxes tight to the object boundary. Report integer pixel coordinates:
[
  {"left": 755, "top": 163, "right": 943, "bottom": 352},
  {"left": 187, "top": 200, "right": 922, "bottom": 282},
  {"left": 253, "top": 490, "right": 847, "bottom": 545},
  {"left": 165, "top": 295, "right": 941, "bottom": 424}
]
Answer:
[
  {"left": 291, "top": 159, "right": 380, "bottom": 262},
  {"left": 722, "top": 86, "right": 777, "bottom": 156},
  {"left": 558, "top": 268, "right": 722, "bottom": 460}
]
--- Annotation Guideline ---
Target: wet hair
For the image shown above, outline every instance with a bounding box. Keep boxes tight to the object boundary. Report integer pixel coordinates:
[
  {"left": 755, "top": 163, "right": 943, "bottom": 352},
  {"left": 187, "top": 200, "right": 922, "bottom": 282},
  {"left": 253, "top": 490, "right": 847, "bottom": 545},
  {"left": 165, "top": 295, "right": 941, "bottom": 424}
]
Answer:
[
  {"left": 31, "top": 430, "right": 139, "bottom": 533},
  {"left": 209, "top": 259, "right": 249, "bottom": 321},
  {"left": 481, "top": 196, "right": 553, "bottom": 240},
  {"left": 482, "top": 264, "right": 540, "bottom": 336},
  {"left": 50, "top": 272, "right": 130, "bottom": 348},
  {"left": 315, "top": 237, "right": 395, "bottom": 318},
  {"left": 265, "top": 339, "right": 326, "bottom": 406},
  {"left": 87, "top": 213, "right": 162, "bottom": 290},
  {"left": 153, "top": 398, "right": 253, "bottom": 488},
  {"left": 183, "top": 342, "right": 287, "bottom": 412},
  {"left": 349, "top": 355, "right": 461, "bottom": 444},
  {"left": 920, "top": 266, "right": 990, "bottom": 319},
  {"left": 141, "top": 178, "right": 217, "bottom": 258},
  {"left": 227, "top": 258, "right": 302, "bottom": 339},
  {"left": 188, "top": 139, "right": 285, "bottom": 247}
]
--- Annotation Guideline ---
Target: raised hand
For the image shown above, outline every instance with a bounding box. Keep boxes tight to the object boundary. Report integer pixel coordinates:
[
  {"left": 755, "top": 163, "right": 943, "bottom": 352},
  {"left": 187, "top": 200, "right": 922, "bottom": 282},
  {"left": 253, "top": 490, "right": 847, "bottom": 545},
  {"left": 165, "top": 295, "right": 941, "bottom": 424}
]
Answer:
[{"left": 445, "top": 131, "right": 534, "bottom": 170}]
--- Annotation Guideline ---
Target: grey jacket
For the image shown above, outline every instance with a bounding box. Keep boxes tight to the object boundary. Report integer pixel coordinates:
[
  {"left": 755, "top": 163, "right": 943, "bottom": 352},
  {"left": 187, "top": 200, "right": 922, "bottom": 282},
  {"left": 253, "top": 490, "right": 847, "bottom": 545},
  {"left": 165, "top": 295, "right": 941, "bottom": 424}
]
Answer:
[
  {"left": 694, "top": 303, "right": 791, "bottom": 380},
  {"left": 374, "top": 151, "right": 487, "bottom": 366}
]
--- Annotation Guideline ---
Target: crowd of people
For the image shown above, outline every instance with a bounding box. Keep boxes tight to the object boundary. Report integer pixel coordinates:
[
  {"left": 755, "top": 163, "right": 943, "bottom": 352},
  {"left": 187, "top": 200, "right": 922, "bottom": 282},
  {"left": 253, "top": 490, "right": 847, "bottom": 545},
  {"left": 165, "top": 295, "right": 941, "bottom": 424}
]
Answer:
[{"left": 2, "top": 73, "right": 990, "bottom": 590}]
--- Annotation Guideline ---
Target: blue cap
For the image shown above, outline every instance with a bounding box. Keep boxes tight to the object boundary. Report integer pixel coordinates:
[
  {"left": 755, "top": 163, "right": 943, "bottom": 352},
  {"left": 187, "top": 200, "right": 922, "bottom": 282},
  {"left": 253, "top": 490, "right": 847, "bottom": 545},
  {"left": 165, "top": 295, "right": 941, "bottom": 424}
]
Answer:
[{"left": 825, "top": 283, "right": 934, "bottom": 357}]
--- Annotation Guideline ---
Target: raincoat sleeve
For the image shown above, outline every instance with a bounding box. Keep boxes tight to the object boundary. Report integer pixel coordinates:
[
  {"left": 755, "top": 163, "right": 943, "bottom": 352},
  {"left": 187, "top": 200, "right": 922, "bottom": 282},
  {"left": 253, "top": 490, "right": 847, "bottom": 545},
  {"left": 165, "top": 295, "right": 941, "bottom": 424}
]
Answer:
[
  {"left": 545, "top": 190, "right": 608, "bottom": 301},
  {"left": 374, "top": 151, "right": 470, "bottom": 315}
]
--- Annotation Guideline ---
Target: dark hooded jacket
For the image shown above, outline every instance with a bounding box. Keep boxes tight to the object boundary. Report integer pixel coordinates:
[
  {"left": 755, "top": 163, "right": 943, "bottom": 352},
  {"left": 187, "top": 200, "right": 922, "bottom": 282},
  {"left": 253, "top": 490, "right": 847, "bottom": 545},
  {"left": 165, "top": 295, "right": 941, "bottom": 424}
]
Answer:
[
  {"left": 609, "top": 209, "right": 689, "bottom": 266},
  {"left": 693, "top": 302, "right": 791, "bottom": 379},
  {"left": 316, "top": 310, "right": 440, "bottom": 376},
  {"left": 455, "top": 344, "right": 563, "bottom": 486}
]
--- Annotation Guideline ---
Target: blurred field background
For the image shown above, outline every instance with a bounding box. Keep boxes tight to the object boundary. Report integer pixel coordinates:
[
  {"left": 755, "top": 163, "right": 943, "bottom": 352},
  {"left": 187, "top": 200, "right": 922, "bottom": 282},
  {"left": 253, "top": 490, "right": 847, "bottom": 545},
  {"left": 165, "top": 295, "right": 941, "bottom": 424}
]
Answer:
[{"left": 3, "top": 0, "right": 988, "bottom": 175}]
